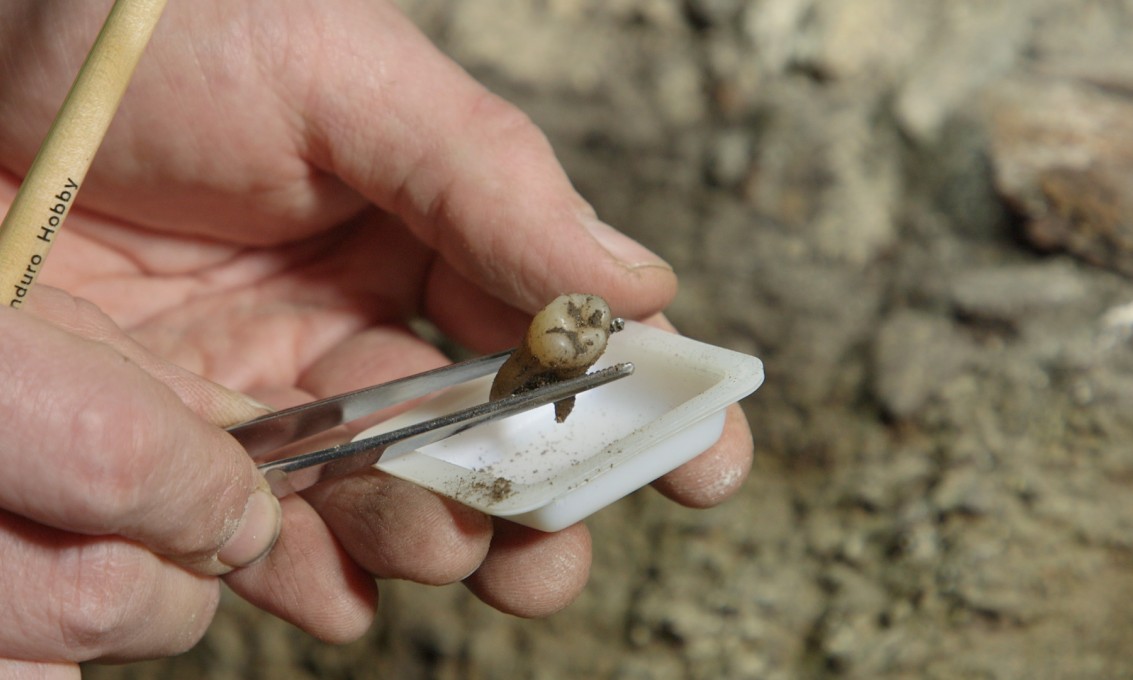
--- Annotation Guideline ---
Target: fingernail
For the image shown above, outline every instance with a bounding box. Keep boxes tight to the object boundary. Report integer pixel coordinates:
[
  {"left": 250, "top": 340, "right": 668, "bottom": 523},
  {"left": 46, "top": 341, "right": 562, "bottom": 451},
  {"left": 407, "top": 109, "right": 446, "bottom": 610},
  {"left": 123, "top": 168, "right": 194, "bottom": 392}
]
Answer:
[
  {"left": 244, "top": 396, "right": 274, "bottom": 411},
  {"left": 217, "top": 486, "right": 282, "bottom": 569},
  {"left": 237, "top": 393, "right": 275, "bottom": 415},
  {"left": 584, "top": 218, "right": 672, "bottom": 271}
]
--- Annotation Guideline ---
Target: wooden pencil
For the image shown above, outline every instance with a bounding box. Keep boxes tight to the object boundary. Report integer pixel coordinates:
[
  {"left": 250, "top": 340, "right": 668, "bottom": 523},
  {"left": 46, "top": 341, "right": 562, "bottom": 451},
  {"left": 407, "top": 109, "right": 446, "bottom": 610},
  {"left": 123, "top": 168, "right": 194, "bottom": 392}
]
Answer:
[{"left": 0, "top": 0, "right": 168, "bottom": 309}]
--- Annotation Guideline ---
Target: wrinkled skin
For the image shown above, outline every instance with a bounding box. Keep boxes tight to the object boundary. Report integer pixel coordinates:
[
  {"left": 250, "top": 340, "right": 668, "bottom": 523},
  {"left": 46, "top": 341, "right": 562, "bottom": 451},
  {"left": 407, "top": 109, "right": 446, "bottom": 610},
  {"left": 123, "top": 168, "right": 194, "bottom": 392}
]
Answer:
[{"left": 0, "top": 1, "right": 755, "bottom": 677}]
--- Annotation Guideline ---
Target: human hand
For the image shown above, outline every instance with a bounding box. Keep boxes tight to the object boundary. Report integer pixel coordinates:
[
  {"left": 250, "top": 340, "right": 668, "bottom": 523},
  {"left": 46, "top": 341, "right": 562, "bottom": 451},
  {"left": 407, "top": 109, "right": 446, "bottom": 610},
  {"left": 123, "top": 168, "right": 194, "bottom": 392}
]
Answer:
[
  {"left": 0, "top": 0, "right": 754, "bottom": 664},
  {"left": 0, "top": 287, "right": 288, "bottom": 679}
]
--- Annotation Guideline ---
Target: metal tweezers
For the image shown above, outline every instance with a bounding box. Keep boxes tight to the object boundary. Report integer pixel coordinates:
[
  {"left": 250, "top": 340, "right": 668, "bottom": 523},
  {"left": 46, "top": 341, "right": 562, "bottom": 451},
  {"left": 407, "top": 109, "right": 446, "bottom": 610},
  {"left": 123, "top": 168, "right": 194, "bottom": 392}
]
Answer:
[{"left": 227, "top": 348, "right": 634, "bottom": 498}]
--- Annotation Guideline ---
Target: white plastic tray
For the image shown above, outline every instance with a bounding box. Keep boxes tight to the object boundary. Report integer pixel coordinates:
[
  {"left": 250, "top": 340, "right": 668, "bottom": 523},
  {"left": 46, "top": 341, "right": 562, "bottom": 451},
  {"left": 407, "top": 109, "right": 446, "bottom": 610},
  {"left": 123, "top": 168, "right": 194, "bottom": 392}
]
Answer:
[{"left": 356, "top": 322, "right": 763, "bottom": 532}]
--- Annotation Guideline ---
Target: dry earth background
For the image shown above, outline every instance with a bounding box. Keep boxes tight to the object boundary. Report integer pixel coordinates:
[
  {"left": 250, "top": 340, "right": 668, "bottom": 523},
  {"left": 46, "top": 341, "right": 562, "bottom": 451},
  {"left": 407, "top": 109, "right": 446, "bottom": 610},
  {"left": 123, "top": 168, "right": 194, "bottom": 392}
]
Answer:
[{"left": 89, "top": 0, "right": 1133, "bottom": 678}]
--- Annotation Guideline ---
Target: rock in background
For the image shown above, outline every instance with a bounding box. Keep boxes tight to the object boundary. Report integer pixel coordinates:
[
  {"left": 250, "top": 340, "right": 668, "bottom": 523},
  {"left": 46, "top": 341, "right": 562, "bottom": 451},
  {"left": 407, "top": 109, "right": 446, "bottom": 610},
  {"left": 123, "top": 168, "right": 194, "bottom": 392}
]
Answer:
[{"left": 88, "top": 1, "right": 1133, "bottom": 678}]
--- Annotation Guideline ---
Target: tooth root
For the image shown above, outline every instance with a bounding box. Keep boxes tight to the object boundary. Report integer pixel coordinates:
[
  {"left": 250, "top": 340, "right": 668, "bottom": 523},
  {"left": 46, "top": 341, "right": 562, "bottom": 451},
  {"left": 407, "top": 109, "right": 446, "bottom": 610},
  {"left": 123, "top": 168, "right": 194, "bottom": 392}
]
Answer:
[{"left": 554, "top": 397, "right": 576, "bottom": 423}]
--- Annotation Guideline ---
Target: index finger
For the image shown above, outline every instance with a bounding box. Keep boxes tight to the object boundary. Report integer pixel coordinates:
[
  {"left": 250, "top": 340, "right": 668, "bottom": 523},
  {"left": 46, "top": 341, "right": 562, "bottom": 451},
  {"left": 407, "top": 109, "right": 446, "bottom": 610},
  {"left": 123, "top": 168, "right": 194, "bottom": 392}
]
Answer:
[{"left": 297, "top": 2, "right": 677, "bottom": 320}]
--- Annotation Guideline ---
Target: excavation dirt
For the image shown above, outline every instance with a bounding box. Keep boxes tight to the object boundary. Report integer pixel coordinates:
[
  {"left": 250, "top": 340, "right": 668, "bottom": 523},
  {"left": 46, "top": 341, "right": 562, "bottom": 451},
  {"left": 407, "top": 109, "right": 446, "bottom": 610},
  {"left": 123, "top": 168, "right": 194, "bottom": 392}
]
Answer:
[{"left": 89, "top": 1, "right": 1133, "bottom": 678}]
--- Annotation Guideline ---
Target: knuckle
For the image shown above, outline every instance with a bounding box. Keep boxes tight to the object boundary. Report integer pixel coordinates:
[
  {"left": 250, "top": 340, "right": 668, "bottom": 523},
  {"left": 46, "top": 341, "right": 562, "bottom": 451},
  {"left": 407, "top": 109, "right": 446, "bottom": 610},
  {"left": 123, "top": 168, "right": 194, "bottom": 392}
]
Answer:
[
  {"left": 56, "top": 542, "right": 154, "bottom": 656},
  {"left": 467, "top": 90, "right": 548, "bottom": 150},
  {"left": 30, "top": 290, "right": 124, "bottom": 345},
  {"left": 64, "top": 397, "right": 163, "bottom": 527},
  {"left": 67, "top": 296, "right": 121, "bottom": 342},
  {"left": 55, "top": 539, "right": 215, "bottom": 659}
]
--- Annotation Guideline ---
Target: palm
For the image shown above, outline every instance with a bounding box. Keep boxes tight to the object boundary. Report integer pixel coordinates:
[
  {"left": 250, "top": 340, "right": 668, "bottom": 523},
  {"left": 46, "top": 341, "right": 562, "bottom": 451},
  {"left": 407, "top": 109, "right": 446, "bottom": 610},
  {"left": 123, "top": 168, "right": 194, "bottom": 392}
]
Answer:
[
  {"left": 0, "top": 0, "right": 508, "bottom": 395},
  {"left": 44, "top": 207, "right": 443, "bottom": 397}
]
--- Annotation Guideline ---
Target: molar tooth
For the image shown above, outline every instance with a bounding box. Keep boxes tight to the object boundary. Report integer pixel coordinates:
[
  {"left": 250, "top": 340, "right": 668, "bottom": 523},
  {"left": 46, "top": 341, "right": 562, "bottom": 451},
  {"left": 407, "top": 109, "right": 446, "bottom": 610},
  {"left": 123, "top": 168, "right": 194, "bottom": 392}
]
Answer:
[{"left": 490, "top": 293, "right": 617, "bottom": 422}]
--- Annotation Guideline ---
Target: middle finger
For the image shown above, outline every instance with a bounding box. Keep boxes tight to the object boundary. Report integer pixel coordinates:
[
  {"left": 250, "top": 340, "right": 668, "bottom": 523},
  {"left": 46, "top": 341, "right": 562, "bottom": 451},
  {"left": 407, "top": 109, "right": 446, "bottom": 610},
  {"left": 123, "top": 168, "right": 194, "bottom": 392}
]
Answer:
[{"left": 295, "top": 326, "right": 495, "bottom": 584}]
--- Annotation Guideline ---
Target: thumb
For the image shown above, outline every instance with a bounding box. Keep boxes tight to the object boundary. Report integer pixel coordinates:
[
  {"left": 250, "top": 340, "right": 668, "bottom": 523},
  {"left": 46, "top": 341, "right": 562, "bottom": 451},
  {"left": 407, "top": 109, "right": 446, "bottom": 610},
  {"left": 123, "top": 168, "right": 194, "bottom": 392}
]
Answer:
[
  {"left": 0, "top": 306, "right": 280, "bottom": 575},
  {"left": 300, "top": 3, "right": 677, "bottom": 318}
]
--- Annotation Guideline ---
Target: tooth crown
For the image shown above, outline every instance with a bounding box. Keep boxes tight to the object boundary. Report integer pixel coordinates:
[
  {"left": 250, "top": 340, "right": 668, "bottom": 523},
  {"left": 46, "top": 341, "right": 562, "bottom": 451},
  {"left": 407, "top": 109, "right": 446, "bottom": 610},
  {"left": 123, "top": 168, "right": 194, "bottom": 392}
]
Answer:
[{"left": 526, "top": 294, "right": 613, "bottom": 369}]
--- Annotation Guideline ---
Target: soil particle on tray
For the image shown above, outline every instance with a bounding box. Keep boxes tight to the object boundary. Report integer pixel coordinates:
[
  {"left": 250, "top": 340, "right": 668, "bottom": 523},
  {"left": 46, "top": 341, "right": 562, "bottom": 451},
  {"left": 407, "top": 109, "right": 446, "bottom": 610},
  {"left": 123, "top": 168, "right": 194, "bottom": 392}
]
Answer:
[
  {"left": 486, "top": 476, "right": 513, "bottom": 503},
  {"left": 453, "top": 474, "right": 516, "bottom": 506}
]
